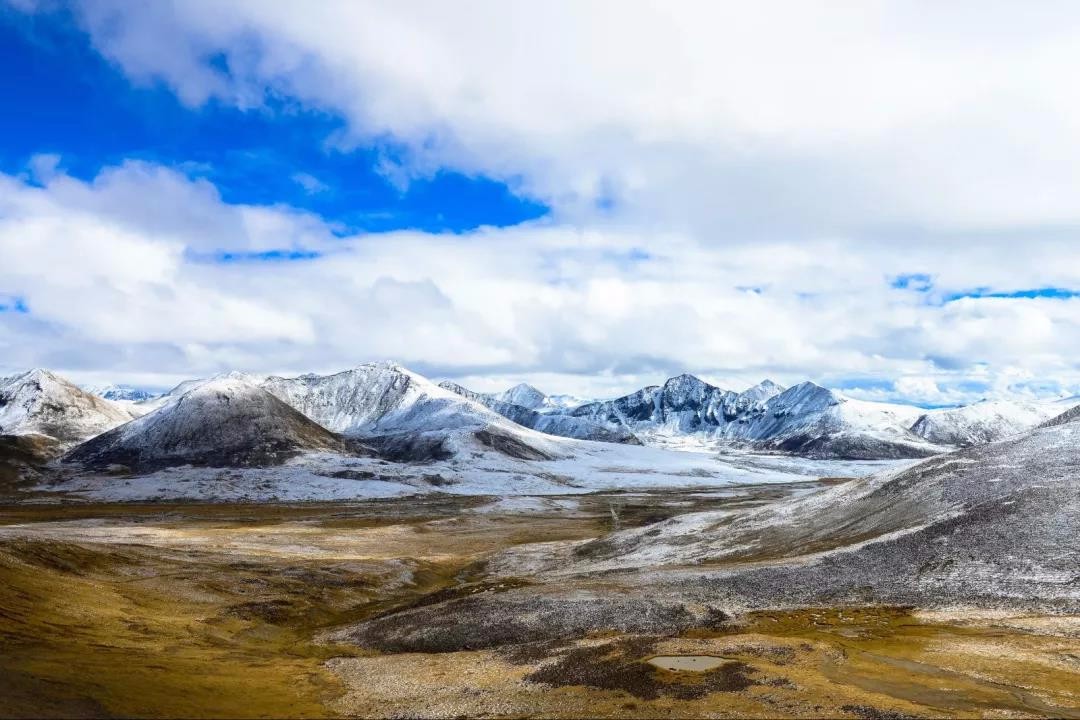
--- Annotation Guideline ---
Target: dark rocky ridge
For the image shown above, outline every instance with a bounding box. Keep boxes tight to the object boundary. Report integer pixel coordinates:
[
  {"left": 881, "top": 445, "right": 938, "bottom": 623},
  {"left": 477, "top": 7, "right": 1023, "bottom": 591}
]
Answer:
[{"left": 65, "top": 379, "right": 347, "bottom": 472}]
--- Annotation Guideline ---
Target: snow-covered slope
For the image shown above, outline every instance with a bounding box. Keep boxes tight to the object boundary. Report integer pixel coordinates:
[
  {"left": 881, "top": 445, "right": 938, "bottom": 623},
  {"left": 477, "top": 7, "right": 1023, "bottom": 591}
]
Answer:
[
  {"left": 439, "top": 381, "right": 640, "bottom": 444},
  {"left": 65, "top": 378, "right": 345, "bottom": 471},
  {"left": 0, "top": 369, "right": 135, "bottom": 444},
  {"left": 538, "top": 402, "right": 1080, "bottom": 610},
  {"left": 1040, "top": 400, "right": 1080, "bottom": 428},
  {"left": 261, "top": 363, "right": 571, "bottom": 462},
  {"left": 345, "top": 406, "right": 1080, "bottom": 652},
  {"left": 135, "top": 371, "right": 262, "bottom": 412},
  {"left": 262, "top": 363, "right": 510, "bottom": 436},
  {"left": 911, "top": 398, "right": 1079, "bottom": 446},
  {"left": 569, "top": 374, "right": 938, "bottom": 459},
  {"left": 725, "top": 381, "right": 936, "bottom": 459}
]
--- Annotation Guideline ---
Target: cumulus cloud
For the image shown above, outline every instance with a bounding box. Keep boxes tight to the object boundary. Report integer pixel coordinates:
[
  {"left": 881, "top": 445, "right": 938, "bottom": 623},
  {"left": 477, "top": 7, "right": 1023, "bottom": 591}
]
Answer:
[
  {"left": 4, "top": 2, "right": 1080, "bottom": 402},
  {"left": 1, "top": 161, "right": 1078, "bottom": 401},
  {"left": 54, "top": 0, "right": 1080, "bottom": 234}
]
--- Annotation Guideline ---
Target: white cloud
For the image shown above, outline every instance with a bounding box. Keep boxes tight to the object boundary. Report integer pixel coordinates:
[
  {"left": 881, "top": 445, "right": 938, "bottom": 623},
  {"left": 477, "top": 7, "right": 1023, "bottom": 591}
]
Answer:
[
  {"left": 53, "top": 0, "right": 1080, "bottom": 234},
  {"left": 1, "top": 162, "right": 1079, "bottom": 401},
  {"left": 4, "top": 2, "right": 1080, "bottom": 401},
  {"left": 291, "top": 172, "right": 328, "bottom": 195}
]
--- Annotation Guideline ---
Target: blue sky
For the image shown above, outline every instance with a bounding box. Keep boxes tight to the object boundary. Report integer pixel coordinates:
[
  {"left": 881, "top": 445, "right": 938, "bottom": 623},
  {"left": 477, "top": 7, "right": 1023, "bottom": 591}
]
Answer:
[
  {"left": 2, "top": 1, "right": 1080, "bottom": 405},
  {"left": 0, "top": 7, "right": 547, "bottom": 234}
]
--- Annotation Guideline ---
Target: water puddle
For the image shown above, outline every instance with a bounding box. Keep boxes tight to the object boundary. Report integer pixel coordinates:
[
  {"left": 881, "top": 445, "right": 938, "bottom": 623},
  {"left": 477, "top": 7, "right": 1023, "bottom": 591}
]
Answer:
[{"left": 646, "top": 655, "right": 730, "bottom": 672}]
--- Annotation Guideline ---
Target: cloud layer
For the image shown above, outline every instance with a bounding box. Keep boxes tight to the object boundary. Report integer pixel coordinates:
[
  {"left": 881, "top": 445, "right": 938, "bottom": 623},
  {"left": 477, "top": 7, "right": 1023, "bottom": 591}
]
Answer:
[{"left": 3, "top": 1, "right": 1080, "bottom": 402}]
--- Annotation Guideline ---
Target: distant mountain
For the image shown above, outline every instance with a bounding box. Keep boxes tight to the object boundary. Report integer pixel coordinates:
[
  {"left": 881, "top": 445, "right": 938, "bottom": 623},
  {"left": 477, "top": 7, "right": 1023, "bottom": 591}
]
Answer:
[
  {"left": 569, "top": 375, "right": 783, "bottom": 431},
  {"left": 568, "top": 374, "right": 938, "bottom": 459},
  {"left": 494, "top": 383, "right": 588, "bottom": 412},
  {"left": 438, "top": 381, "right": 640, "bottom": 444},
  {"left": 65, "top": 378, "right": 345, "bottom": 472},
  {"left": 496, "top": 383, "right": 547, "bottom": 409},
  {"left": 911, "top": 398, "right": 1079, "bottom": 446},
  {"left": 0, "top": 369, "right": 135, "bottom": 444},
  {"left": 84, "top": 384, "right": 159, "bottom": 403}
]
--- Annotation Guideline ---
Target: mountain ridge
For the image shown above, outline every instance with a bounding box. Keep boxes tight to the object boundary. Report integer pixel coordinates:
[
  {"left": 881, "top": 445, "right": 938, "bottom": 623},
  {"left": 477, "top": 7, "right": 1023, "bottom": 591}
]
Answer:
[{"left": 0, "top": 369, "right": 136, "bottom": 444}]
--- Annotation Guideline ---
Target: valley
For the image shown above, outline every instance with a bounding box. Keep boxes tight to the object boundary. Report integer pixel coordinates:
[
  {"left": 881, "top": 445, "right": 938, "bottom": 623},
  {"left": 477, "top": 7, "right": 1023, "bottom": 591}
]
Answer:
[
  {"left": 2, "top": 364, "right": 1078, "bottom": 718},
  {"left": 1, "top": 489, "right": 1077, "bottom": 719}
]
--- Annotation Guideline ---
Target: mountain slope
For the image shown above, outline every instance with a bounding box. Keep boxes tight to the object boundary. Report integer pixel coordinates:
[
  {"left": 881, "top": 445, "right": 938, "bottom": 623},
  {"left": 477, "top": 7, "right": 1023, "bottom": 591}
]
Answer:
[
  {"left": 910, "top": 399, "right": 1076, "bottom": 446},
  {"left": 64, "top": 378, "right": 345, "bottom": 471},
  {"left": 438, "top": 381, "right": 640, "bottom": 444},
  {"left": 727, "top": 382, "right": 935, "bottom": 459},
  {"left": 1039, "top": 400, "right": 1080, "bottom": 428},
  {"left": 573, "top": 406, "right": 1080, "bottom": 611},
  {"left": 0, "top": 369, "right": 135, "bottom": 444},
  {"left": 261, "top": 363, "right": 509, "bottom": 436},
  {"left": 346, "top": 405, "right": 1080, "bottom": 653}
]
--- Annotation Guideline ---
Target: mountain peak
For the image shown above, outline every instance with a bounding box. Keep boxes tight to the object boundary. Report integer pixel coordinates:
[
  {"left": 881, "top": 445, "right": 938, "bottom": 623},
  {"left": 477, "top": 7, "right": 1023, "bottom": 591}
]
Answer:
[
  {"left": 65, "top": 379, "right": 343, "bottom": 471},
  {"left": 498, "top": 383, "right": 547, "bottom": 409},
  {"left": 664, "top": 373, "right": 708, "bottom": 387},
  {"left": 508, "top": 382, "right": 542, "bottom": 394},
  {"left": 18, "top": 368, "right": 62, "bottom": 385}
]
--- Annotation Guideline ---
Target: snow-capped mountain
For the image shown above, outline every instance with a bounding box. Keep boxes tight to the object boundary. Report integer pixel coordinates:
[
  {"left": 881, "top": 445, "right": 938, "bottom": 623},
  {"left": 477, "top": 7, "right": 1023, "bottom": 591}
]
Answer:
[
  {"left": 262, "top": 363, "right": 508, "bottom": 436},
  {"left": 569, "top": 375, "right": 784, "bottom": 431},
  {"left": 84, "top": 384, "right": 159, "bottom": 403},
  {"left": 65, "top": 378, "right": 345, "bottom": 471},
  {"left": 0, "top": 369, "right": 136, "bottom": 444},
  {"left": 568, "top": 374, "right": 939, "bottom": 459},
  {"left": 261, "top": 362, "right": 570, "bottom": 462},
  {"left": 724, "top": 381, "right": 936, "bottom": 459},
  {"left": 438, "top": 381, "right": 640, "bottom": 444},
  {"left": 493, "top": 383, "right": 588, "bottom": 412},
  {"left": 910, "top": 398, "right": 1080, "bottom": 446},
  {"left": 496, "top": 383, "right": 547, "bottom": 410}
]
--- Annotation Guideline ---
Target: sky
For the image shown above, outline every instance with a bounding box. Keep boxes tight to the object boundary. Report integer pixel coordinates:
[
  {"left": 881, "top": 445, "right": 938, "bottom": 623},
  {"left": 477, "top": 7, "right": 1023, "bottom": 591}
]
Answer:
[{"left": 2, "top": 0, "right": 1080, "bottom": 406}]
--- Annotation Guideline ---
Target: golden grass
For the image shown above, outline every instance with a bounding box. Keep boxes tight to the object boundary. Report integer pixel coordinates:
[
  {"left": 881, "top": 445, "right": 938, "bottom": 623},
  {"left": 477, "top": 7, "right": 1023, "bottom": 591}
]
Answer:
[{"left": 1, "top": 505, "right": 1077, "bottom": 719}]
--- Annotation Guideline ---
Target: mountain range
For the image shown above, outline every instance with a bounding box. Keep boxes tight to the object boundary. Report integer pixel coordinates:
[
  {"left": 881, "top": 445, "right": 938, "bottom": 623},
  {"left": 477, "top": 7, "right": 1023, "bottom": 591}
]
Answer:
[{"left": 1, "top": 364, "right": 1077, "bottom": 480}]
